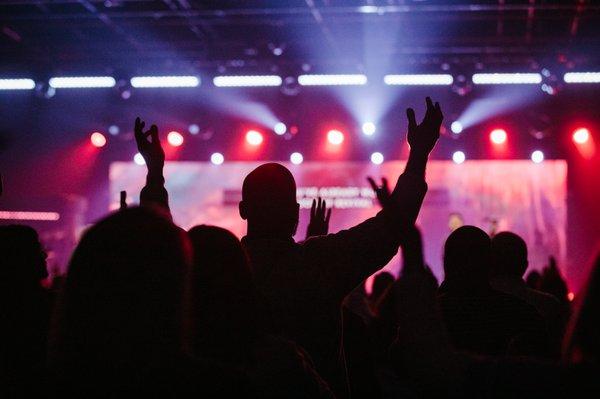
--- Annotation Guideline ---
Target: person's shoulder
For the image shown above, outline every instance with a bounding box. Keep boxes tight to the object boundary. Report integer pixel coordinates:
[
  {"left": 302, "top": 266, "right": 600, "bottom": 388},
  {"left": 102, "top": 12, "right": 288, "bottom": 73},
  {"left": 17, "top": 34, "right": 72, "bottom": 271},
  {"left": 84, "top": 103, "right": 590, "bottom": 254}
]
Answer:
[
  {"left": 526, "top": 287, "right": 561, "bottom": 305},
  {"left": 525, "top": 287, "right": 562, "bottom": 313},
  {"left": 491, "top": 289, "right": 541, "bottom": 315}
]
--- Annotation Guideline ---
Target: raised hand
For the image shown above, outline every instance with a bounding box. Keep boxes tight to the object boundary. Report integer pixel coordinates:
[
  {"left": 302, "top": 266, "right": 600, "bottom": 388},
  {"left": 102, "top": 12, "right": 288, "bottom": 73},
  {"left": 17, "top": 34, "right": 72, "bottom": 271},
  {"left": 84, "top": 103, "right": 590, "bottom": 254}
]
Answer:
[
  {"left": 367, "top": 177, "right": 391, "bottom": 208},
  {"left": 306, "top": 197, "right": 332, "bottom": 239},
  {"left": 119, "top": 190, "right": 127, "bottom": 211},
  {"left": 134, "top": 117, "right": 165, "bottom": 172},
  {"left": 406, "top": 97, "right": 443, "bottom": 156}
]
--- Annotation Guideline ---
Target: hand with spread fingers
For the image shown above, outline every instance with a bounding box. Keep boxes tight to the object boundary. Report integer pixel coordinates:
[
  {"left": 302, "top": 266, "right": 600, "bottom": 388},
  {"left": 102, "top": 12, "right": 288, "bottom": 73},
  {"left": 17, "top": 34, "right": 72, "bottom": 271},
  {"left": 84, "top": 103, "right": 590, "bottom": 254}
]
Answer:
[
  {"left": 406, "top": 97, "right": 443, "bottom": 156},
  {"left": 134, "top": 117, "right": 165, "bottom": 173},
  {"left": 367, "top": 177, "right": 391, "bottom": 209},
  {"left": 306, "top": 197, "right": 332, "bottom": 239}
]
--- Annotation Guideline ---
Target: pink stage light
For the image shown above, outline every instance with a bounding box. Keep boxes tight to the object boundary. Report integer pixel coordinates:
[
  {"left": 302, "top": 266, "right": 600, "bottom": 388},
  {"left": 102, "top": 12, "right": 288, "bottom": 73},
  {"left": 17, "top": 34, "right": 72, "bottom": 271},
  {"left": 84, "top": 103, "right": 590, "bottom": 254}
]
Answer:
[
  {"left": 572, "top": 127, "right": 590, "bottom": 144},
  {"left": 327, "top": 129, "right": 344, "bottom": 145},
  {"left": 245, "top": 130, "right": 264, "bottom": 146},
  {"left": 490, "top": 128, "right": 507, "bottom": 145},
  {"left": 167, "top": 131, "right": 184, "bottom": 147},
  {"left": 0, "top": 210, "right": 60, "bottom": 221},
  {"left": 90, "top": 132, "right": 107, "bottom": 148}
]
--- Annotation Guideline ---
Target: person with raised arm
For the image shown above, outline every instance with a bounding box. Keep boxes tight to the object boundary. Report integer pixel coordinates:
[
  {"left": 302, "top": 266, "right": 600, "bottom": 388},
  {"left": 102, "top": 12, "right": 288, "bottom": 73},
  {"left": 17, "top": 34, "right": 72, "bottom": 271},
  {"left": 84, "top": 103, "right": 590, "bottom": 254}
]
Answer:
[{"left": 135, "top": 97, "right": 443, "bottom": 397}]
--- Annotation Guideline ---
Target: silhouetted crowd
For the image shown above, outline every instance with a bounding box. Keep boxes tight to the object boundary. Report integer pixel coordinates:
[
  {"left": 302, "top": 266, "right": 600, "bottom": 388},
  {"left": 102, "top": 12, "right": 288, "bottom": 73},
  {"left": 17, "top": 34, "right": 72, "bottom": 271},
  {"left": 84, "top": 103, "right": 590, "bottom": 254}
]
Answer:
[{"left": 2, "top": 98, "right": 599, "bottom": 398}]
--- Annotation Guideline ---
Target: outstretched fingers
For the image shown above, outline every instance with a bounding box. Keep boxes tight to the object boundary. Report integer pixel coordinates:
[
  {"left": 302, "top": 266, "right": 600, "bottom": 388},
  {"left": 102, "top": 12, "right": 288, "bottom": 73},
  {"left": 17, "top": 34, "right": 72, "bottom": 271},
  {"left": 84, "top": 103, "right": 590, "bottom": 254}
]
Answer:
[
  {"left": 367, "top": 177, "right": 378, "bottom": 193},
  {"left": 406, "top": 108, "right": 417, "bottom": 133}
]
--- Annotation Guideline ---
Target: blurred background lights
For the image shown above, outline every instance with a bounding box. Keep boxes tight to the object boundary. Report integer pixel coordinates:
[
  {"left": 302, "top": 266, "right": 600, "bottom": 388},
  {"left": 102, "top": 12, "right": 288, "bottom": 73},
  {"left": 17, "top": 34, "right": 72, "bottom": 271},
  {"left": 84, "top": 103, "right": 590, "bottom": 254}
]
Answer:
[
  {"left": 90, "top": 132, "right": 107, "bottom": 147},
  {"left": 167, "top": 131, "right": 184, "bottom": 146},
  {"left": 290, "top": 152, "right": 304, "bottom": 165},
  {"left": 450, "top": 121, "right": 463, "bottom": 134},
  {"left": 531, "top": 150, "right": 545, "bottom": 163},
  {"left": 370, "top": 152, "right": 384, "bottom": 165},
  {"left": 274, "top": 122, "right": 287, "bottom": 135},
  {"left": 452, "top": 150, "right": 466, "bottom": 164},
  {"left": 327, "top": 129, "right": 344, "bottom": 145},
  {"left": 210, "top": 152, "right": 224, "bottom": 165},
  {"left": 362, "top": 122, "right": 376, "bottom": 136}
]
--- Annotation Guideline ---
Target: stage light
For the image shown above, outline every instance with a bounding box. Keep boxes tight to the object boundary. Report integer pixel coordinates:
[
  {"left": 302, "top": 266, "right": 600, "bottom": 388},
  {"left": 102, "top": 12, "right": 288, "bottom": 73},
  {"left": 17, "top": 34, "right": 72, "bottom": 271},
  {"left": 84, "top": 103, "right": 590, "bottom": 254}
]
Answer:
[
  {"left": 383, "top": 74, "right": 453, "bottom": 86},
  {"left": 49, "top": 76, "right": 116, "bottom": 88},
  {"left": 472, "top": 73, "right": 542, "bottom": 85},
  {"left": 108, "top": 125, "right": 120, "bottom": 136},
  {"left": 90, "top": 132, "right": 107, "bottom": 148},
  {"left": 0, "top": 78, "right": 35, "bottom": 90},
  {"left": 134, "top": 153, "right": 146, "bottom": 165},
  {"left": 298, "top": 74, "right": 367, "bottom": 86},
  {"left": 210, "top": 152, "right": 224, "bottom": 165},
  {"left": 531, "top": 150, "right": 544, "bottom": 163},
  {"left": 246, "top": 130, "right": 264, "bottom": 146},
  {"left": 327, "top": 129, "right": 344, "bottom": 145},
  {"left": 564, "top": 72, "right": 600, "bottom": 84},
  {"left": 213, "top": 75, "right": 282, "bottom": 87},
  {"left": 188, "top": 124, "right": 200, "bottom": 135},
  {"left": 452, "top": 151, "right": 466, "bottom": 164},
  {"left": 362, "top": 122, "right": 376, "bottom": 136},
  {"left": 450, "top": 121, "right": 463, "bottom": 134},
  {"left": 274, "top": 122, "right": 287, "bottom": 135},
  {"left": 573, "top": 128, "right": 590, "bottom": 144},
  {"left": 167, "top": 131, "right": 184, "bottom": 147},
  {"left": 0, "top": 211, "right": 60, "bottom": 221},
  {"left": 490, "top": 129, "right": 507, "bottom": 144},
  {"left": 130, "top": 76, "right": 200, "bottom": 88},
  {"left": 290, "top": 152, "right": 304, "bottom": 165},
  {"left": 370, "top": 152, "right": 384, "bottom": 165}
]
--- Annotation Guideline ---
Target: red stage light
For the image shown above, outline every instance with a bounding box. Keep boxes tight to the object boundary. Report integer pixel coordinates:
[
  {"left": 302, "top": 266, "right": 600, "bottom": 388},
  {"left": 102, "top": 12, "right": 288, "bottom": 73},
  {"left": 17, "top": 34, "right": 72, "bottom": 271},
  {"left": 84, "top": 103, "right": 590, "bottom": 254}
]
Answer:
[
  {"left": 573, "top": 127, "right": 590, "bottom": 144},
  {"left": 327, "top": 129, "right": 344, "bottom": 145},
  {"left": 90, "top": 132, "right": 107, "bottom": 148},
  {"left": 167, "top": 131, "right": 184, "bottom": 147},
  {"left": 245, "top": 130, "right": 264, "bottom": 146},
  {"left": 490, "top": 129, "right": 507, "bottom": 145}
]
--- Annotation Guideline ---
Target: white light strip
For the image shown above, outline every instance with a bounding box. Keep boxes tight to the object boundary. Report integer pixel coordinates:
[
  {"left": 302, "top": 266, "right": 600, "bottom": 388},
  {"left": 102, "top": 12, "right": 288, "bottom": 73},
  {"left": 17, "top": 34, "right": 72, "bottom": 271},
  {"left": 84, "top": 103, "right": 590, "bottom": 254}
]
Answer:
[
  {"left": 49, "top": 76, "right": 116, "bottom": 88},
  {"left": 130, "top": 76, "right": 200, "bottom": 88},
  {"left": 472, "top": 73, "right": 542, "bottom": 85},
  {"left": 213, "top": 75, "right": 282, "bottom": 87},
  {"left": 0, "top": 211, "right": 60, "bottom": 221},
  {"left": 0, "top": 78, "right": 36, "bottom": 90},
  {"left": 384, "top": 74, "right": 454, "bottom": 85},
  {"left": 564, "top": 72, "right": 600, "bottom": 83},
  {"left": 297, "top": 74, "right": 367, "bottom": 86}
]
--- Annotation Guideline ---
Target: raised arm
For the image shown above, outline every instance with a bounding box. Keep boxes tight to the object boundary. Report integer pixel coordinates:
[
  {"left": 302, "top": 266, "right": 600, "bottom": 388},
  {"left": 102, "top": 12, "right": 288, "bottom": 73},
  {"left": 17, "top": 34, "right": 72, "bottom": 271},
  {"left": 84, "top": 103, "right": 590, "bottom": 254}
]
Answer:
[
  {"left": 134, "top": 117, "right": 171, "bottom": 215},
  {"left": 305, "top": 97, "right": 442, "bottom": 296}
]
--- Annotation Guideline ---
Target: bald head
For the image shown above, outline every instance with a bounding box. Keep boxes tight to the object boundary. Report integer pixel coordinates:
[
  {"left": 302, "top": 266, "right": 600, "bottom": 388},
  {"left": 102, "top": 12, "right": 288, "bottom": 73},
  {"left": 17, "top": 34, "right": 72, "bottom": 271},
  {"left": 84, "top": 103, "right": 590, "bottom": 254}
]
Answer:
[
  {"left": 443, "top": 225, "right": 491, "bottom": 282},
  {"left": 491, "top": 231, "right": 528, "bottom": 278},
  {"left": 240, "top": 163, "right": 299, "bottom": 238}
]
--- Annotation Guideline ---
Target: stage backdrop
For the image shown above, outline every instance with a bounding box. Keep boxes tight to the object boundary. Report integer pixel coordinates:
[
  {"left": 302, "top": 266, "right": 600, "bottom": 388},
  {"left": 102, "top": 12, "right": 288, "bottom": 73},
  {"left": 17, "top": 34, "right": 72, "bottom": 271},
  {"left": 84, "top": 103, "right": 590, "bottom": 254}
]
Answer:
[{"left": 110, "top": 160, "right": 567, "bottom": 286}]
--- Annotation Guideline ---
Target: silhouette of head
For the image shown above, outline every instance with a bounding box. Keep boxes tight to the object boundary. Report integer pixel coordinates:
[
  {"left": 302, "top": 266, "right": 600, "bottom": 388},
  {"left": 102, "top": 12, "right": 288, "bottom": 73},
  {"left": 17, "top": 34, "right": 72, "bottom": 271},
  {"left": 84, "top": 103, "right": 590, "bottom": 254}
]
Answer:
[
  {"left": 443, "top": 225, "right": 491, "bottom": 284},
  {"left": 240, "top": 163, "right": 299, "bottom": 238},
  {"left": 0, "top": 225, "right": 48, "bottom": 288},
  {"left": 491, "top": 231, "right": 528, "bottom": 278},
  {"left": 187, "top": 225, "right": 263, "bottom": 353},
  {"left": 54, "top": 207, "right": 191, "bottom": 367}
]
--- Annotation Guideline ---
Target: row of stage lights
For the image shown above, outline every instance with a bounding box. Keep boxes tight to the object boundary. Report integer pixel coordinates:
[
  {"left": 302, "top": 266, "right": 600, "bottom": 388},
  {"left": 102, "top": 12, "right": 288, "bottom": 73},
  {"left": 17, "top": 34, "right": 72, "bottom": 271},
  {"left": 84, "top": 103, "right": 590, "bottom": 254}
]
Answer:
[
  {"left": 90, "top": 126, "right": 593, "bottom": 165},
  {"left": 1, "top": 72, "right": 600, "bottom": 90}
]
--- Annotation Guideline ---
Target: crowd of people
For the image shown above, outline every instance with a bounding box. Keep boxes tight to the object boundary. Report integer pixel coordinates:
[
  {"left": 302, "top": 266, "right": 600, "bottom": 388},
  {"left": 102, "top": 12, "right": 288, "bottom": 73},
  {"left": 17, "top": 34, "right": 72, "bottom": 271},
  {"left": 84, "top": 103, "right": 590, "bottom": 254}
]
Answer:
[{"left": 2, "top": 97, "right": 599, "bottom": 398}]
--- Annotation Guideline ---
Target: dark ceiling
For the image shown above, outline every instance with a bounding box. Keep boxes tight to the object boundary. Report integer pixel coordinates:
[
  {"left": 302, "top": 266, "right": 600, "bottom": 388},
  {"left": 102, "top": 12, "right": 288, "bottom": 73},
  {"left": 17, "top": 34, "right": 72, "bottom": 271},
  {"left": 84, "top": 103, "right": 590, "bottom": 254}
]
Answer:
[{"left": 1, "top": 1, "right": 599, "bottom": 76}]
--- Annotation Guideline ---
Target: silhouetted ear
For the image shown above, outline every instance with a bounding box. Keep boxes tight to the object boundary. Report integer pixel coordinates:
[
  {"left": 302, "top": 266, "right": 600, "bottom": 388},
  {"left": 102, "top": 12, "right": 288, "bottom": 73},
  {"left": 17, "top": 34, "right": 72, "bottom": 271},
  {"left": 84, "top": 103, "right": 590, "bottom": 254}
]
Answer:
[{"left": 239, "top": 201, "right": 248, "bottom": 220}]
